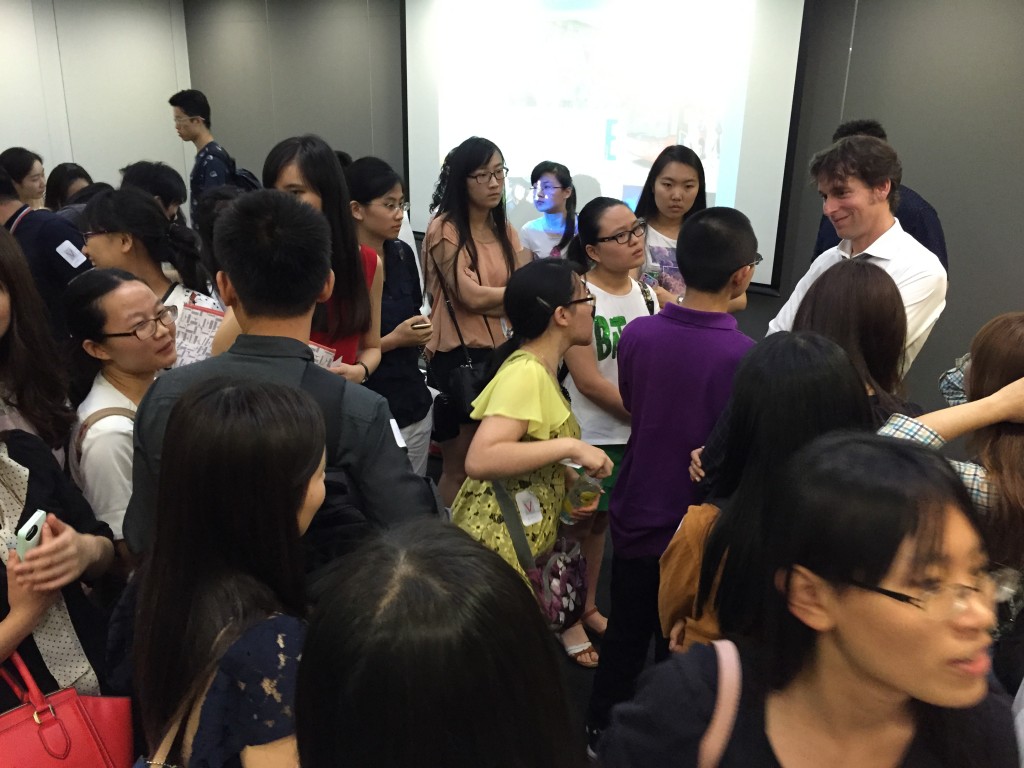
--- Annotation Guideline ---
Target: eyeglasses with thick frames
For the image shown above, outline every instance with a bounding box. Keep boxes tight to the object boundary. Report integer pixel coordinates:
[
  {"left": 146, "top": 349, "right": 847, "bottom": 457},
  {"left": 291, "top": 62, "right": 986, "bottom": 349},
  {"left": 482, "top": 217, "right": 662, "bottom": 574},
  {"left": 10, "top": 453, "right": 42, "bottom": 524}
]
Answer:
[
  {"left": 103, "top": 305, "right": 179, "bottom": 341},
  {"left": 563, "top": 293, "right": 597, "bottom": 308},
  {"left": 82, "top": 230, "right": 113, "bottom": 240},
  {"left": 371, "top": 200, "right": 411, "bottom": 215},
  {"left": 847, "top": 567, "right": 1021, "bottom": 621},
  {"left": 468, "top": 167, "right": 509, "bottom": 185},
  {"left": 595, "top": 219, "right": 647, "bottom": 245}
]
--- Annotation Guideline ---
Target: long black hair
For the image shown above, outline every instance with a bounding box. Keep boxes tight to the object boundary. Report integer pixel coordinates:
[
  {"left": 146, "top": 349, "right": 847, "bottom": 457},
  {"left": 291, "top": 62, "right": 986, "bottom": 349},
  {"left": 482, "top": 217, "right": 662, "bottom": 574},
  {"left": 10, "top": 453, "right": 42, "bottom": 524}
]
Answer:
[
  {"left": 428, "top": 137, "right": 518, "bottom": 299},
  {"left": 530, "top": 160, "right": 577, "bottom": 254},
  {"left": 296, "top": 520, "right": 585, "bottom": 768},
  {"left": 0, "top": 229, "right": 75, "bottom": 448},
  {"left": 697, "top": 332, "right": 874, "bottom": 635},
  {"left": 633, "top": 145, "right": 706, "bottom": 222},
  {"left": 83, "top": 187, "right": 205, "bottom": 292},
  {"left": 263, "top": 135, "right": 369, "bottom": 340},
  {"left": 134, "top": 378, "right": 325, "bottom": 754}
]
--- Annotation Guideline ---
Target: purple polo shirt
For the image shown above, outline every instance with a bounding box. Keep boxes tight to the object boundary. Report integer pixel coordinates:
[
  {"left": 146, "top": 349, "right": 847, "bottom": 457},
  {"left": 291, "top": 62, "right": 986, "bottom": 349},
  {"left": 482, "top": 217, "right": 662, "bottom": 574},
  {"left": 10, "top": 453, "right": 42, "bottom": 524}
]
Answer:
[{"left": 609, "top": 303, "right": 754, "bottom": 559}]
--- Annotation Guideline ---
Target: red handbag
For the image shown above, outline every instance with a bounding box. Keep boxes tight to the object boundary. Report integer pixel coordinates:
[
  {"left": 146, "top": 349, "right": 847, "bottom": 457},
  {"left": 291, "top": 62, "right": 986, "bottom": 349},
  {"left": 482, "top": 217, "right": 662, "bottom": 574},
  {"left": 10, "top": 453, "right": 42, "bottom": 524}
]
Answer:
[{"left": 0, "top": 651, "right": 133, "bottom": 767}]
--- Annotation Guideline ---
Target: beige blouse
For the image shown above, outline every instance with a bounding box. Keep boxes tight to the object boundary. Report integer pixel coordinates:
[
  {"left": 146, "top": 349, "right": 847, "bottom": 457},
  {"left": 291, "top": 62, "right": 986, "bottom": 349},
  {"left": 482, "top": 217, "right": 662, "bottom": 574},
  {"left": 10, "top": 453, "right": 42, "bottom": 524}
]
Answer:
[{"left": 422, "top": 216, "right": 520, "bottom": 354}]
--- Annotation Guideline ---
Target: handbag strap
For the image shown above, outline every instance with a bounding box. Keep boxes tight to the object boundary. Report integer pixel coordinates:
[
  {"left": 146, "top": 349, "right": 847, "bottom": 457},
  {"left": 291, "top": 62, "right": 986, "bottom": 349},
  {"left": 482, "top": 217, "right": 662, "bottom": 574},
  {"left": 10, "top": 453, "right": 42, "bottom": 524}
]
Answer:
[
  {"left": 426, "top": 250, "right": 474, "bottom": 366},
  {"left": 697, "top": 639, "right": 742, "bottom": 768},
  {"left": 491, "top": 481, "right": 539, "bottom": 573},
  {"left": 1, "top": 651, "right": 49, "bottom": 710}
]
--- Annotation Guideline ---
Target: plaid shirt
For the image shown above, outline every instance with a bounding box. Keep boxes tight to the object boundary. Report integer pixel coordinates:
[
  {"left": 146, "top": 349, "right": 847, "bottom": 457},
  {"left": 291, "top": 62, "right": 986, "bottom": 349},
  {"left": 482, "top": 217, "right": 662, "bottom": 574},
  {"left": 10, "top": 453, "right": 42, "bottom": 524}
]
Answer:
[
  {"left": 879, "top": 412, "right": 995, "bottom": 515},
  {"left": 939, "top": 354, "right": 970, "bottom": 406}
]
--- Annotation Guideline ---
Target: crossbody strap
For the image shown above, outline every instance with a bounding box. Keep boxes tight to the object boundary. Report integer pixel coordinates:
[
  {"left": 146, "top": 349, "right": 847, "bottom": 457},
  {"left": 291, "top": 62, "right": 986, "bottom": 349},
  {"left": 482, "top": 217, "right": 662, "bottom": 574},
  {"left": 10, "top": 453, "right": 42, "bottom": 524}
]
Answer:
[
  {"left": 491, "top": 481, "right": 538, "bottom": 573},
  {"left": 697, "top": 639, "right": 742, "bottom": 768},
  {"left": 426, "top": 251, "right": 474, "bottom": 366}
]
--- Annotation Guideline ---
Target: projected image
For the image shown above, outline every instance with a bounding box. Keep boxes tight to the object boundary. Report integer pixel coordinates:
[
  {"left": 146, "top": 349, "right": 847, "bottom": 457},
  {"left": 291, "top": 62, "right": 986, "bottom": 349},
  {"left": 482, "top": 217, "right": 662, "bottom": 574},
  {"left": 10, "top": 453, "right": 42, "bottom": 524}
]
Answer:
[
  {"left": 433, "top": 0, "right": 753, "bottom": 224},
  {"left": 407, "top": 0, "right": 806, "bottom": 288}
]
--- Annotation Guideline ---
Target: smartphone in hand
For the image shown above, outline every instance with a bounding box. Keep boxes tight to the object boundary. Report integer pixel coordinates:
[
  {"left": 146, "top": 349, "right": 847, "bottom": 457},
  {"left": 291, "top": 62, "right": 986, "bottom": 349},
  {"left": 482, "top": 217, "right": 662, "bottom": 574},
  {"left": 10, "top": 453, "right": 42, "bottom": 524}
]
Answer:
[{"left": 16, "top": 509, "right": 47, "bottom": 559}]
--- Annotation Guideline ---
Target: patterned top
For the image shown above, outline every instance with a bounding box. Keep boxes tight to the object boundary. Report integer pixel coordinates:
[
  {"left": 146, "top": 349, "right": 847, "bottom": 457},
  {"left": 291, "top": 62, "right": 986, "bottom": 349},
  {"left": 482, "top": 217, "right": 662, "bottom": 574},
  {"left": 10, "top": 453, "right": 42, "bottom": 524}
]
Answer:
[
  {"left": 878, "top": 412, "right": 995, "bottom": 514},
  {"left": 185, "top": 614, "right": 304, "bottom": 768},
  {"left": 939, "top": 354, "right": 970, "bottom": 406},
  {"left": 451, "top": 349, "right": 578, "bottom": 574}
]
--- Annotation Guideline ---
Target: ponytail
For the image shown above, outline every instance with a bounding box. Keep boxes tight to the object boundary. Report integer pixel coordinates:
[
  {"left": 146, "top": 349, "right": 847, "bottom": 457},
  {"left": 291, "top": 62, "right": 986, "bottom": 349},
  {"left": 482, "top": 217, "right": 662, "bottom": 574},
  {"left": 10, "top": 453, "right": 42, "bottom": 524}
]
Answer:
[
  {"left": 555, "top": 187, "right": 578, "bottom": 255},
  {"left": 165, "top": 222, "right": 206, "bottom": 293}
]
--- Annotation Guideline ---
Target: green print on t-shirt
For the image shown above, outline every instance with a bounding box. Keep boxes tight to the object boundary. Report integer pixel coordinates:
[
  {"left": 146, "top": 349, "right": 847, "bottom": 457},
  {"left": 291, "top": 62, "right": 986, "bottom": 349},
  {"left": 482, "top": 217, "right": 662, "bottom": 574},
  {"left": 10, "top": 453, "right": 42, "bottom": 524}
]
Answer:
[{"left": 594, "top": 315, "right": 628, "bottom": 361}]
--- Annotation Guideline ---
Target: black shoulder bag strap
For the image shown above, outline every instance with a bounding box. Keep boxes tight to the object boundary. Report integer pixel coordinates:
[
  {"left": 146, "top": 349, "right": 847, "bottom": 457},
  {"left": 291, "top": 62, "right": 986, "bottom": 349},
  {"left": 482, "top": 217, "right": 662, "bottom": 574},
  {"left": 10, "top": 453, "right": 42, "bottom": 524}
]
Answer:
[
  {"left": 491, "top": 481, "right": 537, "bottom": 573},
  {"left": 426, "top": 250, "right": 475, "bottom": 367}
]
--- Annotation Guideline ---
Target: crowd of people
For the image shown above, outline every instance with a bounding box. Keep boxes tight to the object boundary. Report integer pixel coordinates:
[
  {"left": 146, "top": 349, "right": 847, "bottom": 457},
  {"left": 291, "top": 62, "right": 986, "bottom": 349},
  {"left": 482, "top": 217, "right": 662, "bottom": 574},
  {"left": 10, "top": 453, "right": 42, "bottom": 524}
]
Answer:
[{"left": 1, "top": 87, "right": 1023, "bottom": 767}]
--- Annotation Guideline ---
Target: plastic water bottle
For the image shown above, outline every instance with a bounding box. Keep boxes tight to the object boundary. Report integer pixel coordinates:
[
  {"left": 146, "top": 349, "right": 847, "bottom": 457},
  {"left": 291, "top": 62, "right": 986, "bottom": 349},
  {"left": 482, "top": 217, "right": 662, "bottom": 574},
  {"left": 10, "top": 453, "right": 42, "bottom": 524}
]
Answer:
[{"left": 560, "top": 472, "right": 603, "bottom": 525}]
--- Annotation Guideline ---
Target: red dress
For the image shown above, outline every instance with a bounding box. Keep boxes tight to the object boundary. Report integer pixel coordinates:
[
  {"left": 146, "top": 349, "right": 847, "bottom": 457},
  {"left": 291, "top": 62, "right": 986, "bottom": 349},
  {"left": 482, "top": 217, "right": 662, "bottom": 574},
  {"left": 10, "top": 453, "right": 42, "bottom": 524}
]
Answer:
[{"left": 310, "top": 245, "right": 378, "bottom": 363}]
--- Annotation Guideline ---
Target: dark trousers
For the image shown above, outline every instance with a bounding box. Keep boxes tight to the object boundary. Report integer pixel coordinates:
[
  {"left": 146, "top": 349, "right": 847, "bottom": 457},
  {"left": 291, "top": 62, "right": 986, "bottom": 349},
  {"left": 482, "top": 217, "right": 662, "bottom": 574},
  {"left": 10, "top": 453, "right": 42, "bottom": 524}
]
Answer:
[{"left": 587, "top": 554, "right": 670, "bottom": 730}]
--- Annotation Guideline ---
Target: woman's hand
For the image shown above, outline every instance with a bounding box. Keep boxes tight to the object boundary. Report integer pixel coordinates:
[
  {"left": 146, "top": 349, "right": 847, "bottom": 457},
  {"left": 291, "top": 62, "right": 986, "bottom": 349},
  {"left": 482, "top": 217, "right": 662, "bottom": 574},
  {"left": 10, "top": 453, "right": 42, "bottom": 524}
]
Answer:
[
  {"left": 653, "top": 285, "right": 677, "bottom": 308},
  {"left": 384, "top": 316, "right": 433, "bottom": 351},
  {"left": 572, "top": 442, "right": 613, "bottom": 479},
  {"left": 6, "top": 551, "right": 59, "bottom": 625},
  {"left": 563, "top": 468, "right": 602, "bottom": 522},
  {"left": 668, "top": 618, "right": 687, "bottom": 653},
  {"left": 328, "top": 361, "right": 367, "bottom": 384},
  {"left": 11, "top": 515, "right": 102, "bottom": 592},
  {"left": 689, "top": 446, "right": 705, "bottom": 482}
]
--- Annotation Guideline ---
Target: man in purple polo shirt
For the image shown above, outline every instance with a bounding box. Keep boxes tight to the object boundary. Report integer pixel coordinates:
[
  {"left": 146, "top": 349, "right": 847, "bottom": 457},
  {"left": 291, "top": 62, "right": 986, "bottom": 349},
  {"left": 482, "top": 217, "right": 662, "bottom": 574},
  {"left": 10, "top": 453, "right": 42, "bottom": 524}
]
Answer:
[{"left": 587, "top": 207, "right": 758, "bottom": 754}]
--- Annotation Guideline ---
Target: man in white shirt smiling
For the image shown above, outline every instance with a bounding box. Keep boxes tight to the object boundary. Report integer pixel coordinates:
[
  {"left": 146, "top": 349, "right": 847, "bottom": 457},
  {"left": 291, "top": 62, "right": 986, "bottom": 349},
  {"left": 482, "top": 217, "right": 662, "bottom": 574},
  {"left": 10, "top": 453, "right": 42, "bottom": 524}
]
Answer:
[{"left": 769, "top": 136, "right": 947, "bottom": 370}]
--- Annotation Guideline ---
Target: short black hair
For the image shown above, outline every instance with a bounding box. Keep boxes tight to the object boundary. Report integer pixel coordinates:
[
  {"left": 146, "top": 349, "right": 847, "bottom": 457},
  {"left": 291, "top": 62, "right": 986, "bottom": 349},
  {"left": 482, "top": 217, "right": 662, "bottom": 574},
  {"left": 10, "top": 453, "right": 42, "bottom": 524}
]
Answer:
[
  {"left": 214, "top": 190, "right": 331, "bottom": 318},
  {"left": 44, "top": 162, "right": 92, "bottom": 211},
  {"left": 832, "top": 119, "right": 887, "bottom": 143},
  {"left": 168, "top": 89, "right": 211, "bottom": 128},
  {"left": 675, "top": 207, "right": 758, "bottom": 292},
  {"left": 810, "top": 136, "right": 902, "bottom": 212},
  {"left": 121, "top": 161, "right": 188, "bottom": 207}
]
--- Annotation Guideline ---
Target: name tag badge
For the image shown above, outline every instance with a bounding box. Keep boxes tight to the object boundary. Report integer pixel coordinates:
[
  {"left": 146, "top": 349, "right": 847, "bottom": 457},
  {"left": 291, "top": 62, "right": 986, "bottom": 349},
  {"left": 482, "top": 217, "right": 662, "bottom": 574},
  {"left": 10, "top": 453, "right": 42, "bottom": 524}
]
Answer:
[
  {"left": 515, "top": 489, "right": 544, "bottom": 527},
  {"left": 56, "top": 240, "right": 87, "bottom": 268}
]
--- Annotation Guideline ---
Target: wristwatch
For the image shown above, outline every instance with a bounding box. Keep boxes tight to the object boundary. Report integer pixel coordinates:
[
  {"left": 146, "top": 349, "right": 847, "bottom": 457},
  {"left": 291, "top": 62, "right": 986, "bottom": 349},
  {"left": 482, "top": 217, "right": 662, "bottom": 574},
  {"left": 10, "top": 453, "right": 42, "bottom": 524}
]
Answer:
[{"left": 356, "top": 361, "right": 370, "bottom": 384}]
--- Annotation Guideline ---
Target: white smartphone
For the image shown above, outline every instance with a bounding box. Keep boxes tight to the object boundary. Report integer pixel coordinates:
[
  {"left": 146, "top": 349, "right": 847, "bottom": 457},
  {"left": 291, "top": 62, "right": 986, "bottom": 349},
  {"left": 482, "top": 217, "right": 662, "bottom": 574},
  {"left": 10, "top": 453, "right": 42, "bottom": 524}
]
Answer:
[{"left": 16, "top": 509, "right": 47, "bottom": 559}]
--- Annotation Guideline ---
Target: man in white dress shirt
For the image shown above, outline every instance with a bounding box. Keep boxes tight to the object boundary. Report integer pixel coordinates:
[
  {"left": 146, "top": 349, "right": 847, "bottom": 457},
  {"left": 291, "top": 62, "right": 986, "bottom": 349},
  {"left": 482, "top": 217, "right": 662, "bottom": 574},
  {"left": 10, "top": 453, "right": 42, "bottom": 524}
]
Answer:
[{"left": 769, "top": 136, "right": 947, "bottom": 370}]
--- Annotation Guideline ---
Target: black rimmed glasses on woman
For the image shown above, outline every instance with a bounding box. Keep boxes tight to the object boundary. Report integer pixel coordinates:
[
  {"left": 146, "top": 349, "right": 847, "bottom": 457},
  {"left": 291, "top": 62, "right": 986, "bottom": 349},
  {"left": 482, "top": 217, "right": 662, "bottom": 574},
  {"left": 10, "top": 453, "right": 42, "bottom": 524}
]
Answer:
[
  {"left": 103, "top": 305, "right": 179, "bottom": 341},
  {"left": 595, "top": 219, "right": 647, "bottom": 245}
]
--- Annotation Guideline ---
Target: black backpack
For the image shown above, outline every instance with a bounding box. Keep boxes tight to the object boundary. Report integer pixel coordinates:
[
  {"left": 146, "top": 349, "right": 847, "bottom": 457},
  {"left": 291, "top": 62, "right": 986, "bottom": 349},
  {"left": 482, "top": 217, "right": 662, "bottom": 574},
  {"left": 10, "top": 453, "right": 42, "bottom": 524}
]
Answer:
[{"left": 208, "top": 144, "right": 261, "bottom": 191}]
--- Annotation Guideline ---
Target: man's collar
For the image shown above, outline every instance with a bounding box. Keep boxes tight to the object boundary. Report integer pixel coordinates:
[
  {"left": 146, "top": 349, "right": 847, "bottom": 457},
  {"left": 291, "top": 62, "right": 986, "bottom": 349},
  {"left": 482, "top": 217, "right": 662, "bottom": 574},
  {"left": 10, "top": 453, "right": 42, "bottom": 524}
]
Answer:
[
  {"left": 228, "top": 334, "right": 315, "bottom": 360},
  {"left": 838, "top": 217, "right": 904, "bottom": 261}
]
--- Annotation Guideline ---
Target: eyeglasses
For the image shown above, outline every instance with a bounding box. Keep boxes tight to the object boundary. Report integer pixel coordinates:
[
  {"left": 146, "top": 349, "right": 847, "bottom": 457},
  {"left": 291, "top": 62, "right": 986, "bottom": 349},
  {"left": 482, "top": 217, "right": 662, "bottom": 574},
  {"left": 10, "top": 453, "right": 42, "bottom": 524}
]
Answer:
[
  {"left": 82, "top": 230, "right": 113, "bottom": 240},
  {"left": 531, "top": 184, "right": 564, "bottom": 197},
  {"left": 467, "top": 167, "right": 509, "bottom": 184},
  {"left": 563, "top": 293, "right": 596, "bottom": 308},
  {"left": 371, "top": 200, "right": 411, "bottom": 215},
  {"left": 173, "top": 116, "right": 198, "bottom": 124},
  {"left": 595, "top": 219, "right": 648, "bottom": 245},
  {"left": 847, "top": 567, "right": 1021, "bottom": 621},
  {"left": 103, "top": 305, "right": 179, "bottom": 341},
  {"left": 748, "top": 253, "right": 764, "bottom": 268}
]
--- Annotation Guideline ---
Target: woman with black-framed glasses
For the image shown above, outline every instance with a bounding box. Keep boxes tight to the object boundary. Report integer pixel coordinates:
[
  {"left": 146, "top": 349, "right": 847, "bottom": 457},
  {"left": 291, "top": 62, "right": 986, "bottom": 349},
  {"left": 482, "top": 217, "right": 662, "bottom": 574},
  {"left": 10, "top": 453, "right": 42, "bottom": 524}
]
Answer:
[
  {"left": 64, "top": 268, "right": 177, "bottom": 562},
  {"left": 601, "top": 433, "right": 1019, "bottom": 768},
  {"left": 423, "top": 136, "right": 531, "bottom": 505}
]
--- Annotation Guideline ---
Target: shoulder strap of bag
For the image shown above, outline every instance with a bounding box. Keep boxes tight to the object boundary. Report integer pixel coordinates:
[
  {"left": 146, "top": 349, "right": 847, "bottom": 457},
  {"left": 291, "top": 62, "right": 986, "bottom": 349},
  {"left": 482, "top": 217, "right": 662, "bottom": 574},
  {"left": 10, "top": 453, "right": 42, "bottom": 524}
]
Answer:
[
  {"left": 697, "top": 639, "right": 742, "bottom": 768},
  {"left": 74, "top": 407, "right": 136, "bottom": 461},
  {"left": 491, "top": 481, "right": 538, "bottom": 573},
  {"left": 426, "top": 250, "right": 474, "bottom": 366},
  {"left": 637, "top": 278, "right": 656, "bottom": 315}
]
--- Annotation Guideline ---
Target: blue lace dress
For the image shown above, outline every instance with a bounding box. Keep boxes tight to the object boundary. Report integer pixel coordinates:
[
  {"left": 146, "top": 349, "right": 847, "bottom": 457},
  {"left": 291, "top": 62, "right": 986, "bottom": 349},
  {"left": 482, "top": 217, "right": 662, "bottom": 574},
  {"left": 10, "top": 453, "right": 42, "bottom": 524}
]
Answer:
[{"left": 134, "top": 614, "right": 305, "bottom": 768}]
